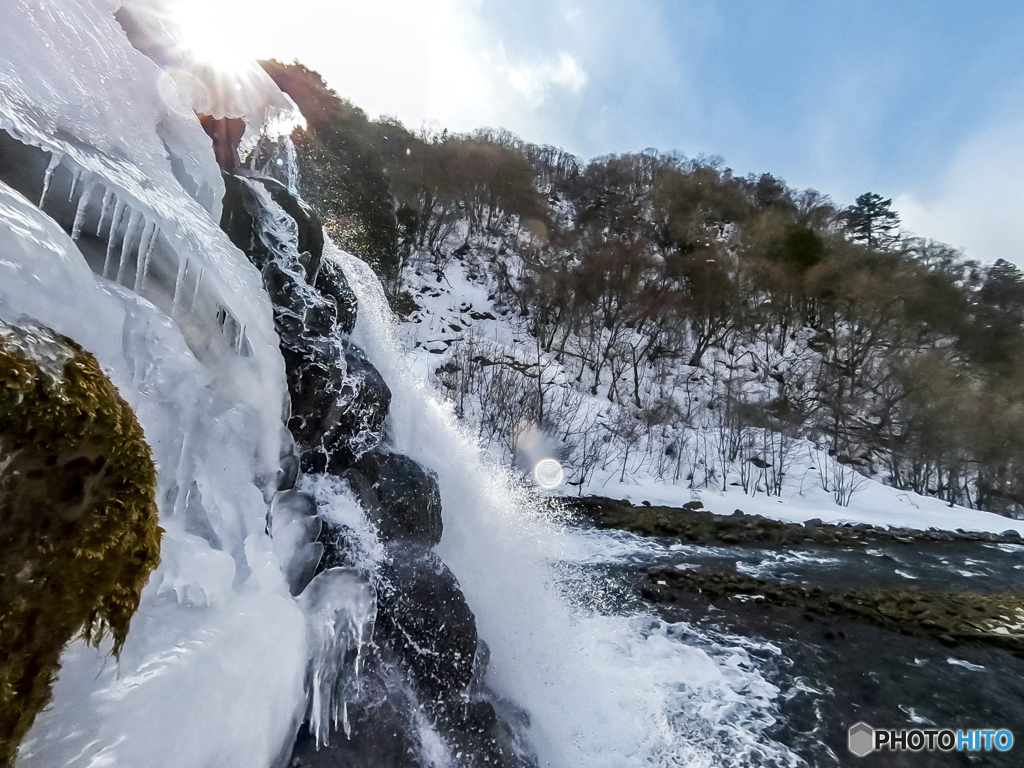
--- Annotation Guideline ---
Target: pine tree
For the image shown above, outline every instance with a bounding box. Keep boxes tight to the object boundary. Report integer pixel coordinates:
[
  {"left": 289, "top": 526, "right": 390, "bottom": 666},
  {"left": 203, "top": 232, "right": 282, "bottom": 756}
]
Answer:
[{"left": 844, "top": 192, "right": 901, "bottom": 249}]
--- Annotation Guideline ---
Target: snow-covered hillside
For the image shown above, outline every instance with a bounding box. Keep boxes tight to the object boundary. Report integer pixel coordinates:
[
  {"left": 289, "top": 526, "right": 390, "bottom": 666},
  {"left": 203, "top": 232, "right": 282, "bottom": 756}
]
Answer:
[{"left": 397, "top": 250, "right": 1024, "bottom": 536}]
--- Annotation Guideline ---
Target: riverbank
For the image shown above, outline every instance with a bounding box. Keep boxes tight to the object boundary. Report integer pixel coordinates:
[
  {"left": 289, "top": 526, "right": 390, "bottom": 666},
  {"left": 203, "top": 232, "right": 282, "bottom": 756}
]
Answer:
[{"left": 562, "top": 495, "right": 1024, "bottom": 547}]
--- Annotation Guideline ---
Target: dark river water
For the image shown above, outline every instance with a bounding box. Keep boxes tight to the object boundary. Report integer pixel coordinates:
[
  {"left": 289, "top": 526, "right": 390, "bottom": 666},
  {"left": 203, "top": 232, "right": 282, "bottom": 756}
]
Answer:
[{"left": 558, "top": 529, "right": 1024, "bottom": 767}]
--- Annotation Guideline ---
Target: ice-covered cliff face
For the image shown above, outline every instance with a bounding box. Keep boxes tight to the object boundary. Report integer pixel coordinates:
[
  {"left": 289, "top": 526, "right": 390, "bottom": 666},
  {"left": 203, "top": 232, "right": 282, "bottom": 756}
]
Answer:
[{"left": 1, "top": 2, "right": 306, "bottom": 766}]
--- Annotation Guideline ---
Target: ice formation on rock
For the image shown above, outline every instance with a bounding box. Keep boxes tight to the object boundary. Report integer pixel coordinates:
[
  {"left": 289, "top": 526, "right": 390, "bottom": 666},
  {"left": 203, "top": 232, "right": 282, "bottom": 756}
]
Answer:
[
  {"left": 299, "top": 567, "right": 377, "bottom": 747},
  {"left": 0, "top": 2, "right": 308, "bottom": 766}
]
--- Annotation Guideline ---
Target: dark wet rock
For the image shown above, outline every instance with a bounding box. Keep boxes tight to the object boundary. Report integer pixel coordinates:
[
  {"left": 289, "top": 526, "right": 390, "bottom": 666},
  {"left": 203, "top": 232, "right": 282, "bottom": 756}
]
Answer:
[
  {"left": 304, "top": 293, "right": 338, "bottom": 338},
  {"left": 253, "top": 176, "right": 324, "bottom": 282},
  {"left": 642, "top": 568, "right": 1024, "bottom": 658},
  {"left": 288, "top": 666, "right": 430, "bottom": 768},
  {"left": 565, "top": 495, "right": 1024, "bottom": 548},
  {"left": 316, "top": 256, "right": 358, "bottom": 336},
  {"left": 290, "top": 342, "right": 391, "bottom": 474},
  {"left": 262, "top": 261, "right": 308, "bottom": 345},
  {"left": 342, "top": 451, "right": 443, "bottom": 547},
  {"left": 220, "top": 172, "right": 262, "bottom": 260},
  {"left": 434, "top": 698, "right": 538, "bottom": 768},
  {"left": 376, "top": 545, "right": 478, "bottom": 702},
  {"left": 315, "top": 518, "right": 357, "bottom": 574},
  {"left": 198, "top": 115, "right": 246, "bottom": 172}
]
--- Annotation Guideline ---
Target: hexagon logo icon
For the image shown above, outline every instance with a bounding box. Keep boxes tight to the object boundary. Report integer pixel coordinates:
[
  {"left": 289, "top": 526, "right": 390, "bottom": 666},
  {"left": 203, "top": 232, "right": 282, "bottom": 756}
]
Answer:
[{"left": 849, "top": 722, "right": 875, "bottom": 757}]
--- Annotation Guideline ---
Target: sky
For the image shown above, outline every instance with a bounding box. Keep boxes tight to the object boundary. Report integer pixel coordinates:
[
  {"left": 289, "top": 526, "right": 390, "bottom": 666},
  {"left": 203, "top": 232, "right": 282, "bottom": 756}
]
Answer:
[{"left": 175, "top": 0, "right": 1024, "bottom": 265}]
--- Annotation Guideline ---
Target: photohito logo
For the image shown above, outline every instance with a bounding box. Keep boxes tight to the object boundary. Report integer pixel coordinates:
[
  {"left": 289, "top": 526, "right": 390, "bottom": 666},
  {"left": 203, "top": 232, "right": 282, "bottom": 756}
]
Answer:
[{"left": 848, "top": 722, "right": 1014, "bottom": 757}]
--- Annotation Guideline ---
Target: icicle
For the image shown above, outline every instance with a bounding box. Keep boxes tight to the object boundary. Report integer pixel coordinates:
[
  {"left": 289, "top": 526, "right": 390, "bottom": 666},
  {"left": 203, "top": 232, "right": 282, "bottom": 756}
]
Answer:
[
  {"left": 116, "top": 210, "right": 140, "bottom": 285},
  {"left": 67, "top": 169, "right": 81, "bottom": 202},
  {"left": 38, "top": 151, "right": 62, "bottom": 208},
  {"left": 70, "top": 180, "right": 95, "bottom": 241},
  {"left": 102, "top": 199, "right": 125, "bottom": 279},
  {"left": 283, "top": 137, "right": 300, "bottom": 193},
  {"left": 134, "top": 222, "right": 156, "bottom": 293},
  {"left": 234, "top": 323, "right": 247, "bottom": 355},
  {"left": 96, "top": 188, "right": 113, "bottom": 236},
  {"left": 172, "top": 257, "right": 189, "bottom": 318},
  {"left": 189, "top": 268, "right": 206, "bottom": 312}
]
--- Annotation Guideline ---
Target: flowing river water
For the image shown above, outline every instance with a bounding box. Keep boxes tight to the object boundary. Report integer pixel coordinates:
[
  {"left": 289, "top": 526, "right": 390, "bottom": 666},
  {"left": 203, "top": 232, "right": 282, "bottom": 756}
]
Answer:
[{"left": 556, "top": 525, "right": 1024, "bottom": 767}]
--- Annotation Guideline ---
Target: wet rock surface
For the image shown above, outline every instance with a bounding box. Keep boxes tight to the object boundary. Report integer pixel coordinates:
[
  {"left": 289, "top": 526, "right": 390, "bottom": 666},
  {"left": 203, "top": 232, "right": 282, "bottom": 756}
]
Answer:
[
  {"left": 252, "top": 176, "right": 324, "bottom": 282},
  {"left": 288, "top": 341, "right": 391, "bottom": 474},
  {"left": 641, "top": 567, "right": 1024, "bottom": 657},
  {"left": 315, "top": 257, "right": 358, "bottom": 336},
  {"left": 567, "top": 495, "right": 1024, "bottom": 547},
  {"left": 287, "top": 666, "right": 431, "bottom": 768},
  {"left": 222, "top": 169, "right": 535, "bottom": 767},
  {"left": 375, "top": 545, "right": 479, "bottom": 701},
  {"left": 345, "top": 451, "right": 443, "bottom": 547}
]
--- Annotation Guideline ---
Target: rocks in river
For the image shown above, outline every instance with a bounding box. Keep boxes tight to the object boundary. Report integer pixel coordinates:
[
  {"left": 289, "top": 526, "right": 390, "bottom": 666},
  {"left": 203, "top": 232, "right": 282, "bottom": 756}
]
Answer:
[
  {"left": 342, "top": 451, "right": 443, "bottom": 547},
  {"left": 375, "top": 545, "right": 478, "bottom": 702},
  {"left": 642, "top": 567, "right": 1024, "bottom": 658}
]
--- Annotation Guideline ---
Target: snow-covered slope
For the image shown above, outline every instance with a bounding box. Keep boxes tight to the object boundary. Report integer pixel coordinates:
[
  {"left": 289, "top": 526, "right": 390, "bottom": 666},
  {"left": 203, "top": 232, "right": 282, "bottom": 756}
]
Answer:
[{"left": 398, "top": 252, "right": 1024, "bottom": 536}]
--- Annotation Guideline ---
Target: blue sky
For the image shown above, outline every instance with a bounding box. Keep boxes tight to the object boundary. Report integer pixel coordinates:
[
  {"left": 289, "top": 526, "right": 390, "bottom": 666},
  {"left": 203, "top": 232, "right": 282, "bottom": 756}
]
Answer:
[{"left": 204, "top": 0, "right": 1024, "bottom": 264}]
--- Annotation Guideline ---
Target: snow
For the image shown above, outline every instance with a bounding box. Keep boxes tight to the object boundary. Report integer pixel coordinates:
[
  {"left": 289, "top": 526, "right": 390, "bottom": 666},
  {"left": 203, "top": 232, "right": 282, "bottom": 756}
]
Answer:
[{"left": 581, "top": 464, "right": 1024, "bottom": 536}]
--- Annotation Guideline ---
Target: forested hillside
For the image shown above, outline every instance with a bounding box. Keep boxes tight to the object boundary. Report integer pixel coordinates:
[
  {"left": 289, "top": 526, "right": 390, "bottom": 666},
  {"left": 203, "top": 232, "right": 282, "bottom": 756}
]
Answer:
[{"left": 260, "top": 60, "right": 1024, "bottom": 519}]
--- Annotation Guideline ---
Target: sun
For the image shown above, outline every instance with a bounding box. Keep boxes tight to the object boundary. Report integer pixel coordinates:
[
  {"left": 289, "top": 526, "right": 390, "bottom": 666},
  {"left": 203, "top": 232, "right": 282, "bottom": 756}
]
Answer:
[{"left": 169, "top": 0, "right": 256, "bottom": 74}]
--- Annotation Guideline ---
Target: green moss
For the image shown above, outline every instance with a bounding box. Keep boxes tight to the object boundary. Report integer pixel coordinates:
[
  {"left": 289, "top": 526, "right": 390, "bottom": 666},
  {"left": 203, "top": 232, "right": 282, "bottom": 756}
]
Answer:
[{"left": 0, "top": 320, "right": 161, "bottom": 767}]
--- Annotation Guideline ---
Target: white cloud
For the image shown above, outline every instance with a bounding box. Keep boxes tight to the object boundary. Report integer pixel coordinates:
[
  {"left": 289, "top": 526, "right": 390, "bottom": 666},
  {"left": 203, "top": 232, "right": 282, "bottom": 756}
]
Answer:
[
  {"left": 504, "top": 51, "right": 588, "bottom": 107},
  {"left": 896, "top": 116, "right": 1024, "bottom": 266}
]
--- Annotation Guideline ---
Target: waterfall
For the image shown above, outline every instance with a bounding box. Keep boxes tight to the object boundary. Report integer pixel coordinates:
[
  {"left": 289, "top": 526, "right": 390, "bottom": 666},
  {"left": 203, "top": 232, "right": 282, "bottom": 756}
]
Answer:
[{"left": 333, "top": 244, "right": 802, "bottom": 767}]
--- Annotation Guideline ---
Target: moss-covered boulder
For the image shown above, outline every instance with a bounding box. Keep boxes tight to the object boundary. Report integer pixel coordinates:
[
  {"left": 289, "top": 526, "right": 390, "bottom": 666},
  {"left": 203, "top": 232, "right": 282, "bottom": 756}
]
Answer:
[{"left": 0, "top": 318, "right": 161, "bottom": 767}]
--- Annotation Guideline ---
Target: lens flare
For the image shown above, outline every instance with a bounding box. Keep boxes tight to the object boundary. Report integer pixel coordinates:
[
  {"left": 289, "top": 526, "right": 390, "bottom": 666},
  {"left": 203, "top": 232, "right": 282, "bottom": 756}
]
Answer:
[
  {"left": 533, "top": 458, "right": 564, "bottom": 489},
  {"left": 170, "top": 0, "right": 254, "bottom": 74}
]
